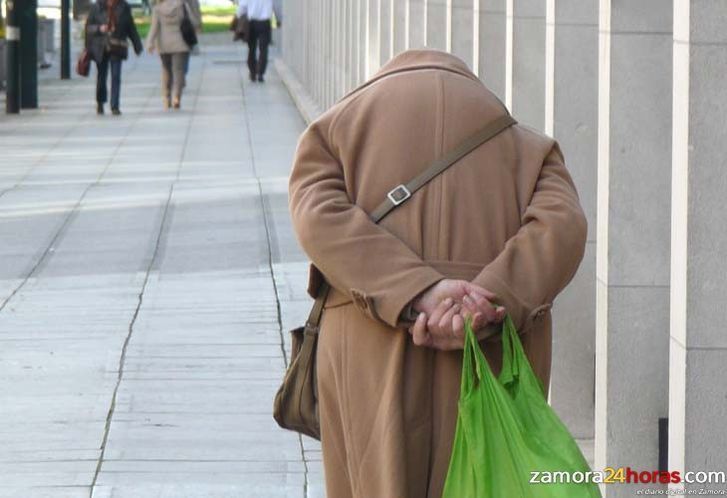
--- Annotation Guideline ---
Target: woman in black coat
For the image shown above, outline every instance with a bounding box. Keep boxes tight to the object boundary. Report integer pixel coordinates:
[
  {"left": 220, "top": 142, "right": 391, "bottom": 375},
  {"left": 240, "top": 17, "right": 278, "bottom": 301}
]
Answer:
[{"left": 85, "top": 0, "right": 143, "bottom": 115}]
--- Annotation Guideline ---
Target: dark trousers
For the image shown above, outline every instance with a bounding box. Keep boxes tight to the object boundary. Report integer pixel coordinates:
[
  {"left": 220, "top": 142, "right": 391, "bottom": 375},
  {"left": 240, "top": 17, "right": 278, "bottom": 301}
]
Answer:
[
  {"left": 96, "top": 56, "right": 122, "bottom": 110},
  {"left": 160, "top": 52, "right": 190, "bottom": 101},
  {"left": 247, "top": 20, "right": 272, "bottom": 77}
]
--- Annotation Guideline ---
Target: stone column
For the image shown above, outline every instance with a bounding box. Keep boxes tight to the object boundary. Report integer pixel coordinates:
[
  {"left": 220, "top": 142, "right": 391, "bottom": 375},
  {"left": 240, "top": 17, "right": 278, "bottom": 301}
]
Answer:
[
  {"left": 380, "top": 0, "right": 393, "bottom": 65},
  {"left": 358, "top": 0, "right": 366, "bottom": 83},
  {"left": 316, "top": 0, "right": 324, "bottom": 105},
  {"left": 281, "top": 0, "right": 291, "bottom": 73},
  {"left": 345, "top": 0, "right": 354, "bottom": 92},
  {"left": 477, "top": 0, "right": 507, "bottom": 100},
  {"left": 322, "top": 0, "right": 336, "bottom": 110},
  {"left": 309, "top": 0, "right": 317, "bottom": 102},
  {"left": 408, "top": 0, "right": 426, "bottom": 49},
  {"left": 450, "top": 0, "right": 475, "bottom": 68},
  {"left": 352, "top": 0, "right": 362, "bottom": 89},
  {"left": 334, "top": 0, "right": 340, "bottom": 100},
  {"left": 507, "top": 0, "right": 546, "bottom": 130},
  {"left": 314, "top": 0, "right": 321, "bottom": 105},
  {"left": 425, "top": 0, "right": 447, "bottom": 51},
  {"left": 348, "top": 0, "right": 356, "bottom": 89},
  {"left": 343, "top": 0, "right": 349, "bottom": 93},
  {"left": 301, "top": 0, "right": 309, "bottom": 84},
  {"left": 367, "top": 0, "right": 381, "bottom": 76},
  {"left": 669, "top": 0, "right": 727, "bottom": 492},
  {"left": 393, "top": 0, "right": 408, "bottom": 55},
  {"left": 595, "top": 1, "right": 673, "bottom": 495},
  {"left": 333, "top": 0, "right": 340, "bottom": 101},
  {"left": 545, "top": 0, "right": 598, "bottom": 442}
]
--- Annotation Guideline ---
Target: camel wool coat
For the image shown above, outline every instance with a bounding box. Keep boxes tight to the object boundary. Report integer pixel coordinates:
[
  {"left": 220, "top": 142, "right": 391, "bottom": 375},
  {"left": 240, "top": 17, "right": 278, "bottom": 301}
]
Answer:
[
  {"left": 288, "top": 49, "right": 587, "bottom": 498},
  {"left": 146, "top": 0, "right": 200, "bottom": 54}
]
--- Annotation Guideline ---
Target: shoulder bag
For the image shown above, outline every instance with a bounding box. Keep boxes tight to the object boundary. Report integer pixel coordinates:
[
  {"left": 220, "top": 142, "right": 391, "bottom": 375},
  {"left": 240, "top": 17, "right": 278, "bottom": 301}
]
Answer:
[
  {"left": 106, "top": 36, "right": 128, "bottom": 58},
  {"left": 273, "top": 113, "right": 518, "bottom": 440},
  {"left": 180, "top": 2, "right": 198, "bottom": 48}
]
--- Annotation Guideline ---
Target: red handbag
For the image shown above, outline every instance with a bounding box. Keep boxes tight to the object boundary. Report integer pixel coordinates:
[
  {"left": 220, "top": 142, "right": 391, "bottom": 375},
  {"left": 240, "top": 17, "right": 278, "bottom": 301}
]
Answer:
[{"left": 76, "top": 49, "right": 91, "bottom": 77}]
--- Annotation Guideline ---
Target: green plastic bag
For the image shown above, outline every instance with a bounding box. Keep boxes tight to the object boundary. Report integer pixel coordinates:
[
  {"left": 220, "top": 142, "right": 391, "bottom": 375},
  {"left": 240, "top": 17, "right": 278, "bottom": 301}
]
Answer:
[{"left": 442, "top": 316, "right": 602, "bottom": 498}]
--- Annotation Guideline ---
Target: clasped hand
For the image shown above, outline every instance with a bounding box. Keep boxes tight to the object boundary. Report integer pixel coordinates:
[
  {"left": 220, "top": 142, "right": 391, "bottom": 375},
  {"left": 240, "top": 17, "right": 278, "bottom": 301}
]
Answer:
[{"left": 408, "top": 279, "right": 505, "bottom": 351}]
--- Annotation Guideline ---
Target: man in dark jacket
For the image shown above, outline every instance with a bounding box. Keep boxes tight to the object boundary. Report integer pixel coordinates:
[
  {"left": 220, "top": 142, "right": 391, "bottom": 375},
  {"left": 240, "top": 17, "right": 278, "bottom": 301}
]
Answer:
[{"left": 85, "top": 0, "right": 143, "bottom": 115}]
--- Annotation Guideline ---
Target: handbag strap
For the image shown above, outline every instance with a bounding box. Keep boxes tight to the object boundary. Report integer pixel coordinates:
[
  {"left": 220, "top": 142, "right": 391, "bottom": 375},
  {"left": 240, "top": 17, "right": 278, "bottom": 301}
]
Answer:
[
  {"left": 304, "top": 112, "right": 517, "bottom": 329},
  {"left": 369, "top": 113, "right": 516, "bottom": 223}
]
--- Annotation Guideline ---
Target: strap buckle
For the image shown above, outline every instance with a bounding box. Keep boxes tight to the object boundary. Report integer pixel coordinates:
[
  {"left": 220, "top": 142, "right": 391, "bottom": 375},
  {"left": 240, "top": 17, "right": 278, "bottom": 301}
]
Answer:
[{"left": 387, "top": 184, "right": 411, "bottom": 206}]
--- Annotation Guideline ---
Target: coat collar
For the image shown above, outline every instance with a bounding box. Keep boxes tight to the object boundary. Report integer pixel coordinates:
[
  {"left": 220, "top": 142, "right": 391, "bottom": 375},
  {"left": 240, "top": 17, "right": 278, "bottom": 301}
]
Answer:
[
  {"left": 374, "top": 49, "right": 478, "bottom": 81},
  {"left": 340, "top": 49, "right": 481, "bottom": 103}
]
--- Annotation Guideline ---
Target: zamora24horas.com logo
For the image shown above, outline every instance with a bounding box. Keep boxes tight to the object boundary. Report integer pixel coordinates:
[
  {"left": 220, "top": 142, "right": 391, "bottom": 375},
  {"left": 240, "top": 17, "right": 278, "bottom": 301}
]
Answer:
[{"left": 529, "top": 467, "right": 727, "bottom": 486}]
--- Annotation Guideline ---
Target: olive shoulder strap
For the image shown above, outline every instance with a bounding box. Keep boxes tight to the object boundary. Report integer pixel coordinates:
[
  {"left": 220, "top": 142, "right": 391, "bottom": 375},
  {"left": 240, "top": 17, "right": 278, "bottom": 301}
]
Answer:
[{"left": 306, "top": 113, "right": 518, "bottom": 329}]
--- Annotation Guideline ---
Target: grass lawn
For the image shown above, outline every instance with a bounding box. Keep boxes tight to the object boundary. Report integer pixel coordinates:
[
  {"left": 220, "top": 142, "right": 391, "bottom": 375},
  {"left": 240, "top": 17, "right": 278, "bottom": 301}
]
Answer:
[{"left": 135, "top": 5, "right": 236, "bottom": 39}]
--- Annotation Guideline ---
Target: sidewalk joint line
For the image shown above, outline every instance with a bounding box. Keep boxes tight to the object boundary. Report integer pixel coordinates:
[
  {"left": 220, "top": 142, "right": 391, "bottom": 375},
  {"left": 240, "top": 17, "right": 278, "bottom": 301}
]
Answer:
[
  {"left": 88, "top": 183, "right": 175, "bottom": 497},
  {"left": 88, "top": 50, "right": 207, "bottom": 498},
  {"left": 238, "top": 52, "right": 310, "bottom": 498}
]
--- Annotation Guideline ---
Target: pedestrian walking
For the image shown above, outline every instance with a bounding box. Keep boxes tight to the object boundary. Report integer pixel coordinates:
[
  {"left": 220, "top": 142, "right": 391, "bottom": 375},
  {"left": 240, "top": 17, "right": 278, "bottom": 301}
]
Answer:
[
  {"left": 85, "top": 0, "right": 143, "bottom": 115},
  {"left": 235, "top": 0, "right": 281, "bottom": 83},
  {"left": 288, "top": 49, "right": 588, "bottom": 498},
  {"left": 146, "top": 0, "right": 201, "bottom": 109}
]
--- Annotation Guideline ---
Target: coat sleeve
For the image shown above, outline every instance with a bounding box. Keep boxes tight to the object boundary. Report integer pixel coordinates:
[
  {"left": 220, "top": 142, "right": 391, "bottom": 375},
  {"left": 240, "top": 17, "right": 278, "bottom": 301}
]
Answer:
[
  {"left": 85, "top": 6, "right": 102, "bottom": 39},
  {"left": 472, "top": 141, "right": 587, "bottom": 333},
  {"left": 146, "top": 9, "right": 159, "bottom": 51},
  {"left": 289, "top": 122, "right": 445, "bottom": 329},
  {"left": 125, "top": 5, "right": 143, "bottom": 54}
]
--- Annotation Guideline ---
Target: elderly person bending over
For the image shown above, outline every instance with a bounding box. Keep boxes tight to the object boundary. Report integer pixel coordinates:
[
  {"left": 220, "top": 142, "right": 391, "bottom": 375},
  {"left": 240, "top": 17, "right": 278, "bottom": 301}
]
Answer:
[{"left": 288, "top": 49, "right": 588, "bottom": 498}]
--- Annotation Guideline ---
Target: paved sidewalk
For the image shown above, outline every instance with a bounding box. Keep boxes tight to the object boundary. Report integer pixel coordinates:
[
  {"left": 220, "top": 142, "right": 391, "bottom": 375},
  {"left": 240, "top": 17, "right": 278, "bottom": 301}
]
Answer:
[{"left": 0, "top": 38, "right": 323, "bottom": 498}]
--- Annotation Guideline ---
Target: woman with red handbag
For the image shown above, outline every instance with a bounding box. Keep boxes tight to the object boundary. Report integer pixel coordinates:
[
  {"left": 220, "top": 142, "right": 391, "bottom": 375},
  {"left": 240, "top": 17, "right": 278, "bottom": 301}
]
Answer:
[{"left": 85, "top": 0, "right": 143, "bottom": 115}]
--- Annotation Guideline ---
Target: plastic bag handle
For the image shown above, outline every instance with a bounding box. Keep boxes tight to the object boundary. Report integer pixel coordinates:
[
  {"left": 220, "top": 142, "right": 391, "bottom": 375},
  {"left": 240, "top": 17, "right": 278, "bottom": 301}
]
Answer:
[
  {"left": 497, "top": 315, "right": 518, "bottom": 388},
  {"left": 462, "top": 318, "right": 490, "bottom": 394},
  {"left": 462, "top": 314, "right": 547, "bottom": 399},
  {"left": 462, "top": 315, "right": 526, "bottom": 393}
]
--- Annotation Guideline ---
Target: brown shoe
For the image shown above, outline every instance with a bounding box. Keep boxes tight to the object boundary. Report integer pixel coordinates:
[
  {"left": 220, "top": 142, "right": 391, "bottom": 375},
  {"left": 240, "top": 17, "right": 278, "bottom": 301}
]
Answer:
[{"left": 172, "top": 98, "right": 181, "bottom": 110}]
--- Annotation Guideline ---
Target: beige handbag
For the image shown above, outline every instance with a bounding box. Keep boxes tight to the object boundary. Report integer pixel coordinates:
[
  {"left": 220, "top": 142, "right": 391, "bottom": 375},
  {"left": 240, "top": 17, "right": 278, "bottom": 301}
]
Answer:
[{"left": 273, "top": 113, "right": 517, "bottom": 440}]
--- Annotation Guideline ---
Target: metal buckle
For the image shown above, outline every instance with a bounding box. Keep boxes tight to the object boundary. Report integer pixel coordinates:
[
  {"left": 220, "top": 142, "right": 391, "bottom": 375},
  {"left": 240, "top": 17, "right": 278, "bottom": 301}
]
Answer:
[{"left": 387, "top": 185, "right": 411, "bottom": 206}]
